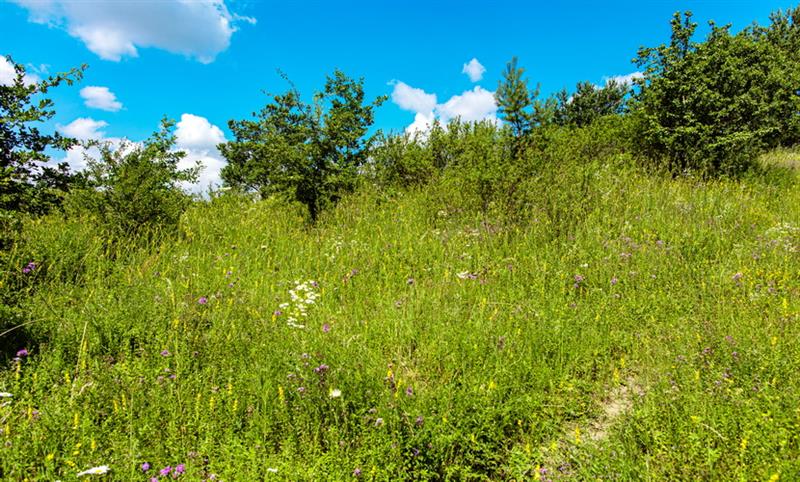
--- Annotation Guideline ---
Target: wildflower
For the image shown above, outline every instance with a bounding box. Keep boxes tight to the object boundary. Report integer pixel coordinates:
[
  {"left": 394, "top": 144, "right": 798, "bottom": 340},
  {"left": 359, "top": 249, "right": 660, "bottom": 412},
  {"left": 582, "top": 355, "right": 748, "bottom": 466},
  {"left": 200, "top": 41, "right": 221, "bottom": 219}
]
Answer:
[
  {"left": 322, "top": 323, "right": 331, "bottom": 333},
  {"left": 0, "top": 392, "right": 12, "bottom": 398},
  {"left": 610, "top": 277, "right": 618, "bottom": 286},
  {"left": 732, "top": 272, "right": 743, "bottom": 282},
  {"left": 77, "top": 465, "right": 110, "bottom": 476},
  {"left": 16, "top": 348, "right": 28, "bottom": 358},
  {"left": 297, "top": 386, "right": 305, "bottom": 393},
  {"left": 141, "top": 462, "right": 151, "bottom": 472},
  {"left": 22, "top": 262, "right": 37, "bottom": 274},
  {"left": 415, "top": 415, "right": 424, "bottom": 427},
  {"left": 314, "top": 364, "right": 329, "bottom": 374},
  {"left": 353, "top": 468, "right": 362, "bottom": 477},
  {"left": 175, "top": 464, "right": 185, "bottom": 475},
  {"left": 405, "top": 386, "right": 414, "bottom": 396},
  {"left": 160, "top": 350, "right": 170, "bottom": 357},
  {"left": 198, "top": 296, "right": 208, "bottom": 305},
  {"left": 160, "top": 466, "right": 172, "bottom": 476},
  {"left": 267, "top": 467, "right": 278, "bottom": 473},
  {"left": 407, "top": 278, "right": 415, "bottom": 285},
  {"left": 457, "top": 271, "right": 477, "bottom": 280},
  {"left": 374, "top": 418, "right": 384, "bottom": 427},
  {"left": 273, "top": 310, "right": 282, "bottom": 317},
  {"left": 329, "top": 388, "right": 342, "bottom": 398}
]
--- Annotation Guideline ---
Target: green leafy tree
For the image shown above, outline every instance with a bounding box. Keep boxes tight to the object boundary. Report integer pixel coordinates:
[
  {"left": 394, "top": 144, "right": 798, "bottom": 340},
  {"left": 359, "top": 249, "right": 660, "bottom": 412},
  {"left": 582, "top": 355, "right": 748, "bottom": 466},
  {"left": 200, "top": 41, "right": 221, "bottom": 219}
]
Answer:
[
  {"left": 1, "top": 57, "right": 85, "bottom": 216},
  {"left": 555, "top": 80, "right": 629, "bottom": 127},
  {"left": 71, "top": 118, "right": 198, "bottom": 238},
  {"left": 220, "top": 70, "right": 386, "bottom": 222},
  {"left": 495, "top": 57, "right": 538, "bottom": 139},
  {"left": 633, "top": 11, "right": 800, "bottom": 175}
]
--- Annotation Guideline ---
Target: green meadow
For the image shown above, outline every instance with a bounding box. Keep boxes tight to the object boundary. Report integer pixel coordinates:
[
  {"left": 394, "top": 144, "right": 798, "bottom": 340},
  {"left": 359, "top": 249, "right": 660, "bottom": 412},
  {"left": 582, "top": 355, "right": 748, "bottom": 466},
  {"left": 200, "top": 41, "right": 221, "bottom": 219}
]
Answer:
[{"left": 1, "top": 149, "right": 799, "bottom": 480}]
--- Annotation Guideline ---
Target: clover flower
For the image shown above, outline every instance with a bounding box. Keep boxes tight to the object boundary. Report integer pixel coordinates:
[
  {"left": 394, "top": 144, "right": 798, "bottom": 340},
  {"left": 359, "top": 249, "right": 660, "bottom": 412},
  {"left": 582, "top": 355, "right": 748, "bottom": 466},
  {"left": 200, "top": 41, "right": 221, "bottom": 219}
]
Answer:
[
  {"left": 141, "top": 462, "right": 151, "bottom": 472},
  {"left": 22, "top": 262, "right": 37, "bottom": 274},
  {"left": 198, "top": 296, "right": 208, "bottom": 305},
  {"left": 16, "top": 348, "right": 28, "bottom": 358}
]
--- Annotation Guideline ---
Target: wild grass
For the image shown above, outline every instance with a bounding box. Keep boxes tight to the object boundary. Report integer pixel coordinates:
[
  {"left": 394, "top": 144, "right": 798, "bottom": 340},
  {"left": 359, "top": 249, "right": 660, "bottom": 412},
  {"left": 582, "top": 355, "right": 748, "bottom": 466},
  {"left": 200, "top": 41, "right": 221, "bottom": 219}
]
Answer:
[{"left": 1, "top": 153, "right": 799, "bottom": 480}]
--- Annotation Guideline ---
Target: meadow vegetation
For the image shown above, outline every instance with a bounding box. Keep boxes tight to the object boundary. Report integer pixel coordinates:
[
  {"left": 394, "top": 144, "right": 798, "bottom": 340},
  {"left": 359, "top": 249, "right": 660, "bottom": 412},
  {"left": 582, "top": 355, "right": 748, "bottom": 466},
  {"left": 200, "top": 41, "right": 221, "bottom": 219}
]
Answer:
[{"left": 1, "top": 7, "right": 800, "bottom": 481}]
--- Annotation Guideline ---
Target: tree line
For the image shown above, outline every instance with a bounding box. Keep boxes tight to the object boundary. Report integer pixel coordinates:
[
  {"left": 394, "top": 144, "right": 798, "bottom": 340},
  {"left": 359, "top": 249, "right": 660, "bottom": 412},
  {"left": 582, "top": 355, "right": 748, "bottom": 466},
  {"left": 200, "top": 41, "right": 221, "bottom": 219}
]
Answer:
[{"left": 1, "top": 7, "right": 799, "bottom": 239}]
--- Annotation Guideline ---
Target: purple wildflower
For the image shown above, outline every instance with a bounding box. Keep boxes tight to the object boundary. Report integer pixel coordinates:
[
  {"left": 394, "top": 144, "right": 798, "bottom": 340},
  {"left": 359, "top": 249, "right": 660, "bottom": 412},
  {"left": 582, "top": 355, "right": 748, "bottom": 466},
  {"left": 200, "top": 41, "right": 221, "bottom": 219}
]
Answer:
[
  {"left": 322, "top": 323, "right": 331, "bottom": 333},
  {"left": 610, "top": 276, "right": 618, "bottom": 286},
  {"left": 151, "top": 478, "right": 158, "bottom": 482},
  {"left": 175, "top": 464, "right": 185, "bottom": 475},
  {"left": 273, "top": 310, "right": 283, "bottom": 317},
  {"left": 198, "top": 296, "right": 208, "bottom": 305},
  {"left": 297, "top": 386, "right": 306, "bottom": 393},
  {"left": 415, "top": 415, "right": 424, "bottom": 427},
  {"left": 16, "top": 348, "right": 28, "bottom": 358},
  {"left": 22, "top": 262, "right": 36, "bottom": 274},
  {"left": 353, "top": 468, "right": 362, "bottom": 477},
  {"left": 160, "top": 466, "right": 172, "bottom": 476},
  {"left": 160, "top": 349, "right": 170, "bottom": 357},
  {"left": 314, "top": 364, "right": 329, "bottom": 374},
  {"left": 405, "top": 386, "right": 414, "bottom": 396},
  {"left": 141, "top": 462, "right": 151, "bottom": 472}
]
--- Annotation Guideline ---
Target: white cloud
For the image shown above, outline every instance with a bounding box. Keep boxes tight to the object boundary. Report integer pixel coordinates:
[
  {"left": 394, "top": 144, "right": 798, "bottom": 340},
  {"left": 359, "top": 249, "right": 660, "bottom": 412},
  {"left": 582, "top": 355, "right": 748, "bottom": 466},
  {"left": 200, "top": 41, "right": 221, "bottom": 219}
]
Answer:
[
  {"left": 604, "top": 71, "right": 643, "bottom": 86},
  {"left": 0, "top": 55, "right": 40, "bottom": 86},
  {"left": 462, "top": 58, "right": 486, "bottom": 82},
  {"left": 175, "top": 113, "right": 227, "bottom": 193},
  {"left": 436, "top": 86, "right": 498, "bottom": 124},
  {"left": 57, "top": 117, "right": 108, "bottom": 141},
  {"left": 390, "top": 81, "right": 437, "bottom": 115},
  {"left": 9, "top": 0, "right": 253, "bottom": 63},
  {"left": 80, "top": 86, "right": 123, "bottom": 111},
  {"left": 391, "top": 79, "right": 498, "bottom": 135},
  {"left": 406, "top": 112, "right": 436, "bottom": 137}
]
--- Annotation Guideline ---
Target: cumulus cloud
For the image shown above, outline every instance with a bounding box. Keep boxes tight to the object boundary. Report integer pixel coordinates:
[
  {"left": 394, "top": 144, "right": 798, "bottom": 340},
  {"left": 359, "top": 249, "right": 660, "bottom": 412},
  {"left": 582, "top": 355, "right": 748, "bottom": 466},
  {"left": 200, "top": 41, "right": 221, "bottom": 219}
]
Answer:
[
  {"left": 80, "top": 86, "right": 123, "bottom": 112},
  {"left": 604, "top": 71, "right": 644, "bottom": 86},
  {"left": 436, "top": 86, "right": 498, "bottom": 124},
  {"left": 57, "top": 117, "right": 109, "bottom": 141},
  {"left": 390, "top": 81, "right": 437, "bottom": 115},
  {"left": 174, "top": 114, "right": 227, "bottom": 193},
  {"left": 390, "top": 80, "right": 498, "bottom": 135},
  {"left": 9, "top": 0, "right": 253, "bottom": 63},
  {"left": 462, "top": 58, "right": 486, "bottom": 82},
  {"left": 406, "top": 112, "right": 436, "bottom": 136},
  {"left": 0, "top": 55, "right": 40, "bottom": 86}
]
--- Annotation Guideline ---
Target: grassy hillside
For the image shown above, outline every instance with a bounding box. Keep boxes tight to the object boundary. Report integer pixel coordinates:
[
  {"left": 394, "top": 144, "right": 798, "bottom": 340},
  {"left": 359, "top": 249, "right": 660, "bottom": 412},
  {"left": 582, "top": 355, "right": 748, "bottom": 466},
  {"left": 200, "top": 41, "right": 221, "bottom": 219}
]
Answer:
[{"left": 1, "top": 154, "right": 799, "bottom": 480}]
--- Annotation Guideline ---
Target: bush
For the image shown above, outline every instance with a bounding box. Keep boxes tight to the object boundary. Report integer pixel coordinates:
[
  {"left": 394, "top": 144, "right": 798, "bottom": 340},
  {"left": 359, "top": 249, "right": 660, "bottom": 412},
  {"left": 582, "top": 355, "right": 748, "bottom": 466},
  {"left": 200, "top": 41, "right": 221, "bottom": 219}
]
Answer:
[
  {"left": 66, "top": 118, "right": 198, "bottom": 240},
  {"left": 633, "top": 11, "right": 800, "bottom": 176}
]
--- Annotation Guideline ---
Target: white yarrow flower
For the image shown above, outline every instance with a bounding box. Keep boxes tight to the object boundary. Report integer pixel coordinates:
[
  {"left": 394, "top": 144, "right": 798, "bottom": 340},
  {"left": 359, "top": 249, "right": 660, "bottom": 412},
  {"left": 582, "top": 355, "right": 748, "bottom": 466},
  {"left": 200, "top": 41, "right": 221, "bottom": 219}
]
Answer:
[
  {"left": 267, "top": 467, "right": 279, "bottom": 473},
  {"left": 0, "top": 392, "right": 12, "bottom": 398},
  {"left": 329, "top": 388, "right": 342, "bottom": 398},
  {"left": 77, "top": 465, "right": 110, "bottom": 476}
]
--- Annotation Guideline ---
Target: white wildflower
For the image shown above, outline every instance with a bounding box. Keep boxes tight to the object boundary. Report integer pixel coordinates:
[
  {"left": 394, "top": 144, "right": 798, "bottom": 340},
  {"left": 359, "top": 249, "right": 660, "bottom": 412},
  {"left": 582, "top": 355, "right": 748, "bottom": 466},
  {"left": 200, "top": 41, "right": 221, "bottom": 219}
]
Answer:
[
  {"left": 77, "top": 465, "right": 110, "bottom": 476},
  {"left": 267, "top": 467, "right": 278, "bottom": 473},
  {"left": 0, "top": 392, "right": 12, "bottom": 398},
  {"left": 329, "top": 388, "right": 342, "bottom": 398}
]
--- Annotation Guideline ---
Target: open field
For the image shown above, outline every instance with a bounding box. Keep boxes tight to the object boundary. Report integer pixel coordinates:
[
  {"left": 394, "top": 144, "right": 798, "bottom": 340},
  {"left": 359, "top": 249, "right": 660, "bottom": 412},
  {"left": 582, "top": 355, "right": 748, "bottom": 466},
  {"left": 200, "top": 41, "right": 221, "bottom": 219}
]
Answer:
[{"left": 1, "top": 155, "right": 799, "bottom": 480}]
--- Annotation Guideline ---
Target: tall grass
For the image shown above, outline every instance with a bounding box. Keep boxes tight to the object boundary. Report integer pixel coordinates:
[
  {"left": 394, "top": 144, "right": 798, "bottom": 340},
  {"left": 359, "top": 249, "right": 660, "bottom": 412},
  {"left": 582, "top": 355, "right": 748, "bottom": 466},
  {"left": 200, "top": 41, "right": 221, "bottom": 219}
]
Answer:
[{"left": 0, "top": 152, "right": 798, "bottom": 480}]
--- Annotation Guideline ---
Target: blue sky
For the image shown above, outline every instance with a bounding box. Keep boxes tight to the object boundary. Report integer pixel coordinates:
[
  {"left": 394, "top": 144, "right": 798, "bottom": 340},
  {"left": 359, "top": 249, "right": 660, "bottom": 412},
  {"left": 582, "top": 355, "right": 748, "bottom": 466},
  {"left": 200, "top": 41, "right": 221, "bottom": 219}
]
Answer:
[{"left": 0, "top": 0, "right": 794, "bottom": 189}]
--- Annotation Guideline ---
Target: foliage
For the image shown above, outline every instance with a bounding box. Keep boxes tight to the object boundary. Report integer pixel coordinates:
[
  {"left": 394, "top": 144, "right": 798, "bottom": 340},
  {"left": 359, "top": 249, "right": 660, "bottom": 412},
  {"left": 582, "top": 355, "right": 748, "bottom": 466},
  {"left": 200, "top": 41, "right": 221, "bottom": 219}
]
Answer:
[
  {"left": 1, "top": 147, "right": 799, "bottom": 479},
  {"left": 0, "top": 57, "right": 85, "bottom": 247},
  {"left": 220, "top": 70, "right": 386, "bottom": 222},
  {"left": 67, "top": 119, "right": 198, "bottom": 239},
  {"left": 554, "top": 80, "right": 629, "bottom": 127},
  {"left": 633, "top": 11, "right": 800, "bottom": 176}
]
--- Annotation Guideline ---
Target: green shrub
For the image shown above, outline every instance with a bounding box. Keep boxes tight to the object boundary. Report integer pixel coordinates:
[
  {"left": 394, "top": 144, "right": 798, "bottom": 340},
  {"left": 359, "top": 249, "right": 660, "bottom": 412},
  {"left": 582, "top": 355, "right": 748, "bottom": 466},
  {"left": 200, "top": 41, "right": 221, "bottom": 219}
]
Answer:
[{"left": 66, "top": 118, "right": 198, "bottom": 240}]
